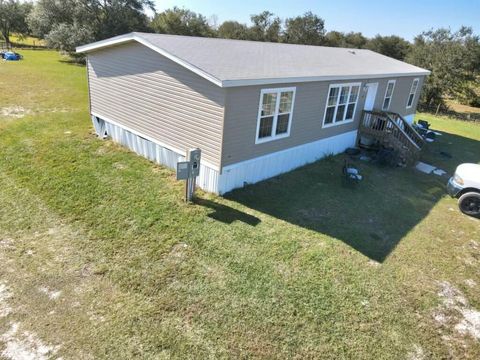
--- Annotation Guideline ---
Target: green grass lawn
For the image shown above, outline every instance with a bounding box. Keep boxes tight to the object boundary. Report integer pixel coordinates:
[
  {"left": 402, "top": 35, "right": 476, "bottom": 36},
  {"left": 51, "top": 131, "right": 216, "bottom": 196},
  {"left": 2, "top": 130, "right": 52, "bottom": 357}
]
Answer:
[{"left": 0, "top": 50, "right": 479, "bottom": 359}]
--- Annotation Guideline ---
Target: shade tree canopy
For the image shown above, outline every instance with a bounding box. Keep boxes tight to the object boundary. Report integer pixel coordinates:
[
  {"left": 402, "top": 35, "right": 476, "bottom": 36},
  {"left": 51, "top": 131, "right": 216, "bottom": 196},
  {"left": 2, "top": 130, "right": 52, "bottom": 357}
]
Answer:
[{"left": 0, "top": 0, "right": 33, "bottom": 46}]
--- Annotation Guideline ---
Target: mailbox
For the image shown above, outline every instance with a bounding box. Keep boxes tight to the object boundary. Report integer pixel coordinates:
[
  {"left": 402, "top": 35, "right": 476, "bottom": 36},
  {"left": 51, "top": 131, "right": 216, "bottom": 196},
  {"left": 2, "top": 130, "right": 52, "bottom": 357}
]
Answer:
[{"left": 189, "top": 148, "right": 201, "bottom": 177}]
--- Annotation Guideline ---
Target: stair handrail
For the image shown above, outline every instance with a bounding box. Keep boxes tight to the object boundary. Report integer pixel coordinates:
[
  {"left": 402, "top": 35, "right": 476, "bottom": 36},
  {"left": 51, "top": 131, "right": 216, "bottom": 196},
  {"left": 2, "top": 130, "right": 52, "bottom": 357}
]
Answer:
[
  {"left": 385, "top": 115, "right": 421, "bottom": 151},
  {"left": 386, "top": 112, "right": 425, "bottom": 147},
  {"left": 361, "top": 110, "right": 420, "bottom": 148}
]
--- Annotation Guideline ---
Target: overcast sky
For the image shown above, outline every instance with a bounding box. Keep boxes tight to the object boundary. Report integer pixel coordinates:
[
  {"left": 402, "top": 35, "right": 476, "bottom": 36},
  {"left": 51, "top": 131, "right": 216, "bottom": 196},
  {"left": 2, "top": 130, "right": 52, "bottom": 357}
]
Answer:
[{"left": 153, "top": 0, "right": 479, "bottom": 41}]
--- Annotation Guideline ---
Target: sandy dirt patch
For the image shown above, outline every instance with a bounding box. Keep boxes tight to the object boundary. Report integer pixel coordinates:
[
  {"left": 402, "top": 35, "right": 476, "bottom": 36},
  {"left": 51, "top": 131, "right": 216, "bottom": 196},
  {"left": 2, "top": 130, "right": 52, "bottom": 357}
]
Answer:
[
  {"left": 1, "top": 322, "right": 59, "bottom": 360},
  {"left": 38, "top": 286, "right": 62, "bottom": 301},
  {"left": 0, "top": 282, "right": 60, "bottom": 359},
  {"left": 0, "top": 282, "right": 12, "bottom": 318},
  {"left": 435, "top": 281, "right": 480, "bottom": 340},
  {"left": 0, "top": 107, "right": 32, "bottom": 119},
  {"left": 407, "top": 344, "right": 425, "bottom": 360}
]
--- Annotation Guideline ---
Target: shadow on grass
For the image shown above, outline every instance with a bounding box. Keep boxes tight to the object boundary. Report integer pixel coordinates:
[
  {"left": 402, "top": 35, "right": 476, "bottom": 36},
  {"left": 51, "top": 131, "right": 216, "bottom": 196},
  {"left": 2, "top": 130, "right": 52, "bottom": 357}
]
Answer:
[
  {"left": 194, "top": 197, "right": 261, "bottom": 226},
  {"left": 59, "top": 58, "right": 86, "bottom": 66},
  {"left": 224, "top": 131, "right": 479, "bottom": 262}
]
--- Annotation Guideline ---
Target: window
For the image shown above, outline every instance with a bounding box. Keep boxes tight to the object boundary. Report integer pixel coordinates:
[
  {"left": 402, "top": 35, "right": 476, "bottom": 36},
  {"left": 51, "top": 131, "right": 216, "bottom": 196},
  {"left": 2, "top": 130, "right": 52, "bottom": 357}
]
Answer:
[
  {"left": 406, "top": 78, "right": 419, "bottom": 108},
  {"left": 382, "top": 80, "right": 396, "bottom": 110},
  {"left": 323, "top": 83, "right": 360, "bottom": 127},
  {"left": 256, "top": 87, "right": 296, "bottom": 143}
]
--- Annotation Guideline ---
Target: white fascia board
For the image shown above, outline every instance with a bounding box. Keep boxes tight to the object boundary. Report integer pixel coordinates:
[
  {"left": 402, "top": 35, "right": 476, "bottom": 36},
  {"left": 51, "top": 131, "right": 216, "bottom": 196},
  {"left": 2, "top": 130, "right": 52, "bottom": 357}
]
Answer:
[
  {"left": 76, "top": 34, "right": 223, "bottom": 88},
  {"left": 221, "top": 71, "right": 431, "bottom": 88},
  {"left": 76, "top": 34, "right": 135, "bottom": 53}
]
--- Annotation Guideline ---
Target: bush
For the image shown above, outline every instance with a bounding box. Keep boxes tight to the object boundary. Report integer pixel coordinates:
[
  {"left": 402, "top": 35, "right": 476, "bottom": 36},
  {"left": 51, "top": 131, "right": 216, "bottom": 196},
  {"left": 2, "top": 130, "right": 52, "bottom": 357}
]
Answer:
[{"left": 454, "top": 83, "right": 480, "bottom": 108}]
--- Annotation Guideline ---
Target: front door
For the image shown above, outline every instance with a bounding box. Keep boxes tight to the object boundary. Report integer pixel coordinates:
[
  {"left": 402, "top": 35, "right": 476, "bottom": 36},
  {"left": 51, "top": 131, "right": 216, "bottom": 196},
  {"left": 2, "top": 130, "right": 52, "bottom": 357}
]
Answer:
[{"left": 364, "top": 83, "right": 378, "bottom": 111}]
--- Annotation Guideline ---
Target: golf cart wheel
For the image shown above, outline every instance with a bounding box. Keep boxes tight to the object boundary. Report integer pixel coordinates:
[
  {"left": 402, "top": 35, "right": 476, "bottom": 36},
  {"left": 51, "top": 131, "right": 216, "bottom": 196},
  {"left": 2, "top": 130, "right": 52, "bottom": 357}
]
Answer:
[{"left": 458, "top": 192, "right": 480, "bottom": 217}]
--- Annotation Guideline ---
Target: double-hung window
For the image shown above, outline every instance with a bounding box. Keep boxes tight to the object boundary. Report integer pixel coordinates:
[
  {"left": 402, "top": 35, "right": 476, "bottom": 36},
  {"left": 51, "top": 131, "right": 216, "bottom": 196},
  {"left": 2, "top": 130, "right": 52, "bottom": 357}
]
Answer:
[
  {"left": 406, "top": 78, "right": 419, "bottom": 108},
  {"left": 382, "top": 80, "right": 396, "bottom": 110},
  {"left": 256, "top": 87, "right": 296, "bottom": 143},
  {"left": 323, "top": 83, "right": 360, "bottom": 127}
]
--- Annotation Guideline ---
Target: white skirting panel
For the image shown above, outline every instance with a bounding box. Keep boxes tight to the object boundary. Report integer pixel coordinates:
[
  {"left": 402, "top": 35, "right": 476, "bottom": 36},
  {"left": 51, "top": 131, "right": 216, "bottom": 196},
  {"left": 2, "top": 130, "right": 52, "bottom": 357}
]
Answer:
[
  {"left": 93, "top": 115, "right": 357, "bottom": 195},
  {"left": 95, "top": 116, "right": 220, "bottom": 194},
  {"left": 217, "top": 130, "right": 358, "bottom": 194}
]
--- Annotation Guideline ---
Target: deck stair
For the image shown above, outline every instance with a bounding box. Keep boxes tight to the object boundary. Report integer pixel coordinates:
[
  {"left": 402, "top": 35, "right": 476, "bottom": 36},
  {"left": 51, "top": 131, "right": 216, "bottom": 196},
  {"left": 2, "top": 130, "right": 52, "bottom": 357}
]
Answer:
[{"left": 359, "top": 110, "right": 425, "bottom": 165}]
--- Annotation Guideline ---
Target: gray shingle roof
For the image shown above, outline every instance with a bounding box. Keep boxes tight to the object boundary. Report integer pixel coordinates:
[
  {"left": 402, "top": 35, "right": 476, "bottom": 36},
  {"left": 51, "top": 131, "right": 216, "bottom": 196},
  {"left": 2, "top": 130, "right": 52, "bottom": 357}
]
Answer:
[{"left": 77, "top": 32, "right": 430, "bottom": 88}]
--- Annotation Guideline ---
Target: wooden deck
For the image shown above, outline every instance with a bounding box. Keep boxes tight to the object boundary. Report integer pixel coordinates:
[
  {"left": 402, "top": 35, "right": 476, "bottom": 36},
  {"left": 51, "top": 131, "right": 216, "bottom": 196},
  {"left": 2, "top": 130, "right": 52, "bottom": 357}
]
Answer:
[{"left": 359, "top": 110, "right": 424, "bottom": 165}]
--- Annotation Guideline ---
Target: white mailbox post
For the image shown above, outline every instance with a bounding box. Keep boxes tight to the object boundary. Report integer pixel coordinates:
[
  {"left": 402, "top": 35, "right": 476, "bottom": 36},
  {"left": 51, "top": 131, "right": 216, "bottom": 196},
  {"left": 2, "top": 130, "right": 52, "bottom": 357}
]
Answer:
[{"left": 177, "top": 148, "right": 201, "bottom": 202}]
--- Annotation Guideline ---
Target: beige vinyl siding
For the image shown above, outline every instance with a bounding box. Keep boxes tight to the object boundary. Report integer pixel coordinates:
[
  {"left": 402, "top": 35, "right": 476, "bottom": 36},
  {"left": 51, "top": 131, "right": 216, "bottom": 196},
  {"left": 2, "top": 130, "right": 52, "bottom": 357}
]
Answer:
[
  {"left": 222, "top": 75, "right": 425, "bottom": 166},
  {"left": 87, "top": 42, "right": 225, "bottom": 167},
  {"left": 374, "top": 76, "right": 425, "bottom": 116},
  {"left": 222, "top": 80, "right": 363, "bottom": 166}
]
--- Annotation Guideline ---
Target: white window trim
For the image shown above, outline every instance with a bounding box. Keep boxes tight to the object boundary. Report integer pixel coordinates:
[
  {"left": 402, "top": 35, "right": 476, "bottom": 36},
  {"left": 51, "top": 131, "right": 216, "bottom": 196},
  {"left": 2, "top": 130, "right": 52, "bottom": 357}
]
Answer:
[
  {"left": 322, "top": 82, "right": 361, "bottom": 128},
  {"left": 406, "top": 78, "right": 419, "bottom": 109},
  {"left": 382, "top": 80, "right": 396, "bottom": 111},
  {"left": 255, "top": 87, "right": 296, "bottom": 144}
]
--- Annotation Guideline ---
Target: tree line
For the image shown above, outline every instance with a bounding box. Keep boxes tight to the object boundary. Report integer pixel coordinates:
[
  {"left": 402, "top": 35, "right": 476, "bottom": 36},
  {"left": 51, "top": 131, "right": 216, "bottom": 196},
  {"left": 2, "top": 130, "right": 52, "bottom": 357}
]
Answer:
[
  {"left": 151, "top": 9, "right": 412, "bottom": 61},
  {"left": 1, "top": 0, "right": 479, "bottom": 109}
]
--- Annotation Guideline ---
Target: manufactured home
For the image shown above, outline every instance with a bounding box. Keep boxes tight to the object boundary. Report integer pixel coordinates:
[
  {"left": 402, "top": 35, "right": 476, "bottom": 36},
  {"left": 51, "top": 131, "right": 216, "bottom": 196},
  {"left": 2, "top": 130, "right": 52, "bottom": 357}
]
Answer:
[{"left": 77, "top": 33, "right": 430, "bottom": 194}]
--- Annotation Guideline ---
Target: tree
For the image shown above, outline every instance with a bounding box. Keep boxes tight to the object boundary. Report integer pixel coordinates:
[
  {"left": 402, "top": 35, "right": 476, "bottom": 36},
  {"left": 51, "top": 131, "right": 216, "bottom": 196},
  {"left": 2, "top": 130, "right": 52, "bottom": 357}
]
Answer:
[
  {"left": 406, "top": 27, "right": 479, "bottom": 108},
  {"left": 86, "top": 0, "right": 154, "bottom": 40},
  {"left": 151, "top": 7, "right": 214, "bottom": 37},
  {"left": 323, "top": 31, "right": 367, "bottom": 48},
  {"left": 249, "top": 11, "right": 281, "bottom": 42},
  {"left": 28, "top": 0, "right": 77, "bottom": 39},
  {"left": 343, "top": 32, "right": 368, "bottom": 48},
  {"left": 367, "top": 35, "right": 410, "bottom": 60},
  {"left": 0, "top": 0, "right": 33, "bottom": 46},
  {"left": 45, "top": 22, "right": 94, "bottom": 54},
  {"left": 283, "top": 11, "right": 325, "bottom": 45},
  {"left": 217, "top": 20, "right": 249, "bottom": 40},
  {"left": 463, "top": 30, "right": 480, "bottom": 75},
  {"left": 28, "top": 0, "right": 154, "bottom": 57},
  {"left": 323, "top": 31, "right": 345, "bottom": 47}
]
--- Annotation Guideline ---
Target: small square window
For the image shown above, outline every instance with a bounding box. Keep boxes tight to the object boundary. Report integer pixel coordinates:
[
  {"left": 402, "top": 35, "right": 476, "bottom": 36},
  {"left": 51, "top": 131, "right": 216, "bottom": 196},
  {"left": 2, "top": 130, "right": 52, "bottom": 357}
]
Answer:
[
  {"left": 276, "top": 114, "right": 290, "bottom": 134},
  {"left": 349, "top": 86, "right": 359, "bottom": 103},
  {"left": 258, "top": 116, "right": 273, "bottom": 138},
  {"left": 346, "top": 103, "right": 356, "bottom": 120},
  {"left": 279, "top": 92, "right": 293, "bottom": 113},
  {"left": 336, "top": 105, "right": 346, "bottom": 122},
  {"left": 339, "top": 86, "right": 349, "bottom": 104},
  {"left": 328, "top": 87, "right": 339, "bottom": 106},
  {"left": 325, "top": 107, "right": 335, "bottom": 124},
  {"left": 261, "top": 93, "right": 277, "bottom": 116},
  {"left": 383, "top": 98, "right": 390, "bottom": 110}
]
